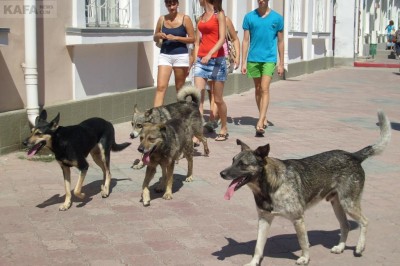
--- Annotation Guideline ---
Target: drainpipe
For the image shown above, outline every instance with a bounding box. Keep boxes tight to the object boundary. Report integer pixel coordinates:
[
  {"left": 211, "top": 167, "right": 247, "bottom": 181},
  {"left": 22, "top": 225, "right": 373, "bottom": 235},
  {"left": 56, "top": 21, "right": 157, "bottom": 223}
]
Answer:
[{"left": 24, "top": 0, "right": 39, "bottom": 126}]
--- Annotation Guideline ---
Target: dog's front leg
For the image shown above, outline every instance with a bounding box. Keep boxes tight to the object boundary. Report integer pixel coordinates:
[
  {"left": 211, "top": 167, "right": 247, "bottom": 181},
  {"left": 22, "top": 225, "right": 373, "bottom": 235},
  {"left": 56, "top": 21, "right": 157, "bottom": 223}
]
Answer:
[
  {"left": 245, "top": 213, "right": 274, "bottom": 266},
  {"left": 142, "top": 166, "right": 156, "bottom": 206},
  {"left": 59, "top": 164, "right": 72, "bottom": 211},
  {"left": 132, "top": 155, "right": 145, "bottom": 169},
  {"left": 73, "top": 169, "right": 87, "bottom": 200},
  {"left": 293, "top": 217, "right": 310, "bottom": 265},
  {"left": 162, "top": 162, "right": 174, "bottom": 200},
  {"left": 155, "top": 167, "right": 167, "bottom": 193}
]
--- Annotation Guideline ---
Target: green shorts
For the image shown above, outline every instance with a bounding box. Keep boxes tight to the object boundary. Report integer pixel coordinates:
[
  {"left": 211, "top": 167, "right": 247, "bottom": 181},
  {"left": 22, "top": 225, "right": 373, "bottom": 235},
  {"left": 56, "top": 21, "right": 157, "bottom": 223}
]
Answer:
[{"left": 247, "top": 62, "right": 276, "bottom": 78}]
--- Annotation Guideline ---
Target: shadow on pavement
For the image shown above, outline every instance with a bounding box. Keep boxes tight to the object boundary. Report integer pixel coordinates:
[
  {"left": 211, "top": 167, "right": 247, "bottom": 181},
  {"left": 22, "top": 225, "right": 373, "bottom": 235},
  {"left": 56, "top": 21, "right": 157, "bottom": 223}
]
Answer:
[
  {"left": 36, "top": 178, "right": 129, "bottom": 208},
  {"left": 212, "top": 221, "right": 359, "bottom": 262}
]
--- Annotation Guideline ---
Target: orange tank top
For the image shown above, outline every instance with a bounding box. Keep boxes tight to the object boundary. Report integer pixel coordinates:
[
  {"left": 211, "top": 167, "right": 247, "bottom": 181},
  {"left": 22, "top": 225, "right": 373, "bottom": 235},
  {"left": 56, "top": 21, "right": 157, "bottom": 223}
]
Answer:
[{"left": 198, "top": 13, "right": 225, "bottom": 58}]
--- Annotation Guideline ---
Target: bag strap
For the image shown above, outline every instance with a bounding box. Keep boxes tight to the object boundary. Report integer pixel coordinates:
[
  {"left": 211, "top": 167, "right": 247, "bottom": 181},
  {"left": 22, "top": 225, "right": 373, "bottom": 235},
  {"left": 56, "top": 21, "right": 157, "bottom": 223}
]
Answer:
[
  {"left": 226, "top": 26, "right": 233, "bottom": 42},
  {"left": 160, "top": 16, "right": 164, "bottom": 33}
]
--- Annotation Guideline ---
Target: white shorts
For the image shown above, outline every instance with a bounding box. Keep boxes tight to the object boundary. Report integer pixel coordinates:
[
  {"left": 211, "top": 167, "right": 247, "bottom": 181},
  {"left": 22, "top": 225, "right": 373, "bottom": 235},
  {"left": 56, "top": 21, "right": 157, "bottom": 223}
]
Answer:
[{"left": 158, "top": 53, "right": 190, "bottom": 67}]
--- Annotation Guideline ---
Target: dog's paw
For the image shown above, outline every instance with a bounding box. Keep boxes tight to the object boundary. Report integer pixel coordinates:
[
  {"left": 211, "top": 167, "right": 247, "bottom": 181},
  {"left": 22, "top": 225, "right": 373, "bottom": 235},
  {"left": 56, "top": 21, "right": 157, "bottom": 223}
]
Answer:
[
  {"left": 143, "top": 201, "right": 150, "bottom": 207},
  {"left": 131, "top": 159, "right": 144, "bottom": 169},
  {"left": 185, "top": 176, "right": 193, "bottom": 182},
  {"left": 100, "top": 185, "right": 109, "bottom": 198},
  {"left": 296, "top": 256, "right": 310, "bottom": 265},
  {"left": 73, "top": 191, "right": 86, "bottom": 200},
  {"left": 354, "top": 244, "right": 365, "bottom": 256},
  {"left": 331, "top": 243, "right": 345, "bottom": 254},
  {"left": 59, "top": 202, "right": 72, "bottom": 211},
  {"left": 162, "top": 193, "right": 173, "bottom": 200}
]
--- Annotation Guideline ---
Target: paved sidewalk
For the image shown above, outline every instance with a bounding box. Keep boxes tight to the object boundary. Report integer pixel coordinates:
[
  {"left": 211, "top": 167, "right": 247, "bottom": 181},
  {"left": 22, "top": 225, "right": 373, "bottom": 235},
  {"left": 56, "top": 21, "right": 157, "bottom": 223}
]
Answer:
[
  {"left": 355, "top": 48, "right": 400, "bottom": 68},
  {"left": 0, "top": 66, "right": 399, "bottom": 266}
]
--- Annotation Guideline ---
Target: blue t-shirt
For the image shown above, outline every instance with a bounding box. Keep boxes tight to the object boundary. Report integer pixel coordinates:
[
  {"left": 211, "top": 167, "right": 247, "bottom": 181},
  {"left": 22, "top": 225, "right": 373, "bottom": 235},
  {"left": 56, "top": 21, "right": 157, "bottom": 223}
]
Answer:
[
  {"left": 386, "top": 25, "right": 395, "bottom": 35},
  {"left": 243, "top": 9, "right": 284, "bottom": 63}
]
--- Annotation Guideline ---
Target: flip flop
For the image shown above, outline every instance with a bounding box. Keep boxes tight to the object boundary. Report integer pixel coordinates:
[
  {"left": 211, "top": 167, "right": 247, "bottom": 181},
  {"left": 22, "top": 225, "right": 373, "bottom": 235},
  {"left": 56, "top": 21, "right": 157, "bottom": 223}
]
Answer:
[
  {"left": 255, "top": 126, "right": 265, "bottom": 135},
  {"left": 215, "top": 133, "right": 229, "bottom": 141}
]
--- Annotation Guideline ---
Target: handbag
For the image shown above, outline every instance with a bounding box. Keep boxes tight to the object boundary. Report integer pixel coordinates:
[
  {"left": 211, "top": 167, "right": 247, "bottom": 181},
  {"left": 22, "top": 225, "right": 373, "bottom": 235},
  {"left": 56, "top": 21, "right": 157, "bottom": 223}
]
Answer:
[
  {"left": 156, "top": 16, "right": 164, "bottom": 48},
  {"left": 225, "top": 28, "right": 236, "bottom": 72}
]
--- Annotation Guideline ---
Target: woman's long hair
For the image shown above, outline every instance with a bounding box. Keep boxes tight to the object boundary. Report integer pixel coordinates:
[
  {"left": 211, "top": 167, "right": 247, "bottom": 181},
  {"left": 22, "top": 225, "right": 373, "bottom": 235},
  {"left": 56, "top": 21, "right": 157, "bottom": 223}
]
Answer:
[{"left": 207, "top": 0, "right": 223, "bottom": 12}]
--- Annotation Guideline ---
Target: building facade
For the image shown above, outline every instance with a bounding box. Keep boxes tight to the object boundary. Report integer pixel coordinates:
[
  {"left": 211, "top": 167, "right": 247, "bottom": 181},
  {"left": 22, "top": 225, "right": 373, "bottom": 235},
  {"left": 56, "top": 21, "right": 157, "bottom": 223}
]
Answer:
[{"left": 0, "top": 0, "right": 397, "bottom": 154}]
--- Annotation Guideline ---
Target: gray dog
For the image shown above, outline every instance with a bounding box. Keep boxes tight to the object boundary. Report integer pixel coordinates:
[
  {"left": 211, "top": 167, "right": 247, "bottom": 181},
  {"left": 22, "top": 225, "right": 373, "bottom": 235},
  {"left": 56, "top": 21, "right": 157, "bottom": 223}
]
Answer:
[
  {"left": 220, "top": 111, "right": 391, "bottom": 265},
  {"left": 131, "top": 86, "right": 209, "bottom": 169},
  {"left": 138, "top": 118, "right": 194, "bottom": 206}
]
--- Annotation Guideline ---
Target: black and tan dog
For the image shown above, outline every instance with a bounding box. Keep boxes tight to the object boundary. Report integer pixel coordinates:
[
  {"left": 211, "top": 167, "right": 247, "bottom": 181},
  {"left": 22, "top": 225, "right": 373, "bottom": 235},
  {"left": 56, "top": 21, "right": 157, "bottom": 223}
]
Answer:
[
  {"left": 23, "top": 110, "right": 131, "bottom": 211},
  {"left": 131, "top": 86, "right": 209, "bottom": 169},
  {"left": 220, "top": 111, "right": 391, "bottom": 265},
  {"left": 138, "top": 118, "right": 194, "bottom": 207}
]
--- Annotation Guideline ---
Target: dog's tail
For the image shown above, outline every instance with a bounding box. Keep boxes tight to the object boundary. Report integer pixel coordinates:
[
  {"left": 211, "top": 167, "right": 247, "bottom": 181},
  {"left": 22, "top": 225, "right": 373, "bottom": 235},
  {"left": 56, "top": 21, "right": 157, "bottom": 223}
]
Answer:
[
  {"left": 354, "top": 110, "right": 391, "bottom": 161},
  {"left": 112, "top": 142, "right": 131, "bottom": 152},
  {"left": 177, "top": 86, "right": 201, "bottom": 105}
]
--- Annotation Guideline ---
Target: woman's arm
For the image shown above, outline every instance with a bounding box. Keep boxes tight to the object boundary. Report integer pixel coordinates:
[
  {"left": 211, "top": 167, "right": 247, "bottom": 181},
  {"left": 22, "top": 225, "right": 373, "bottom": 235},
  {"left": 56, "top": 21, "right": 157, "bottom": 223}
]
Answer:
[{"left": 153, "top": 16, "right": 164, "bottom": 42}]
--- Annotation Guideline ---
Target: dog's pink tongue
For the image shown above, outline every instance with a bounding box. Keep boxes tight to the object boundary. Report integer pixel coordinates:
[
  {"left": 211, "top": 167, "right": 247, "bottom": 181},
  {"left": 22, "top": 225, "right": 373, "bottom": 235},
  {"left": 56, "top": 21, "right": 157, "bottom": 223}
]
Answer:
[
  {"left": 27, "top": 144, "right": 40, "bottom": 158},
  {"left": 142, "top": 153, "right": 150, "bottom": 165},
  {"left": 224, "top": 182, "right": 237, "bottom": 200}
]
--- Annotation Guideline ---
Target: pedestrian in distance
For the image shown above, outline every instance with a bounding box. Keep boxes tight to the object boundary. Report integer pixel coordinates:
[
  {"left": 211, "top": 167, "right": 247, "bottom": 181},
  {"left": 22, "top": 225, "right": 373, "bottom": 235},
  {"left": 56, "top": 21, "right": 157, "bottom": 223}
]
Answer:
[
  {"left": 385, "top": 20, "right": 395, "bottom": 50},
  {"left": 153, "top": 0, "right": 195, "bottom": 107},
  {"left": 241, "top": 0, "right": 284, "bottom": 136}
]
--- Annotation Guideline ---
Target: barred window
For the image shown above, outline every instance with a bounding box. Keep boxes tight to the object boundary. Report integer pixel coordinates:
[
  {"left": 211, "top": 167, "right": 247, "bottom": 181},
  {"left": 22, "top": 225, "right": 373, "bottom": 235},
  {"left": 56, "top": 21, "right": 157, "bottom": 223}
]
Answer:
[
  {"left": 290, "top": 0, "right": 302, "bottom": 31},
  {"left": 86, "top": 0, "right": 130, "bottom": 27},
  {"left": 314, "top": 0, "right": 326, "bottom": 32}
]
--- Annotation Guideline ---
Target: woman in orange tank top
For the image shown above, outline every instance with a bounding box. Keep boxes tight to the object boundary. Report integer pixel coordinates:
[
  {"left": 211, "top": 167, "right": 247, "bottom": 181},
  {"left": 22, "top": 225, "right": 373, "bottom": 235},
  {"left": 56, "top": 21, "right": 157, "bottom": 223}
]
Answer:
[{"left": 193, "top": 0, "right": 229, "bottom": 141}]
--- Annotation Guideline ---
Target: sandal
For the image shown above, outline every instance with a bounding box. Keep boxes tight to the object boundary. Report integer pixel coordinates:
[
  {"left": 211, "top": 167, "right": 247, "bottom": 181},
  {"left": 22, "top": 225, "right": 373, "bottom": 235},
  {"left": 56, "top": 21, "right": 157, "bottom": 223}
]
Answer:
[
  {"left": 215, "top": 133, "right": 229, "bottom": 141},
  {"left": 255, "top": 126, "right": 265, "bottom": 136}
]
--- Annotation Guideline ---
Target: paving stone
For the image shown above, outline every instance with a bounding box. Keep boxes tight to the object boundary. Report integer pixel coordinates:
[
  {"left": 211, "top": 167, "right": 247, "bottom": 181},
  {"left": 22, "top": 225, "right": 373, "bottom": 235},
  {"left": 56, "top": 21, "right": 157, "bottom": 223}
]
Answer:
[{"left": 0, "top": 67, "right": 399, "bottom": 265}]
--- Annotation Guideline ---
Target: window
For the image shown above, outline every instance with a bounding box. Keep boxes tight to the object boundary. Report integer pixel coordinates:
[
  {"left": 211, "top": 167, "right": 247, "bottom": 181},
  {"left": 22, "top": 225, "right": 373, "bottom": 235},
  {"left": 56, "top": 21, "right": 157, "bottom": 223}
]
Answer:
[
  {"left": 314, "top": 0, "right": 326, "bottom": 32},
  {"left": 86, "top": 0, "right": 130, "bottom": 27},
  {"left": 290, "top": 0, "right": 302, "bottom": 31}
]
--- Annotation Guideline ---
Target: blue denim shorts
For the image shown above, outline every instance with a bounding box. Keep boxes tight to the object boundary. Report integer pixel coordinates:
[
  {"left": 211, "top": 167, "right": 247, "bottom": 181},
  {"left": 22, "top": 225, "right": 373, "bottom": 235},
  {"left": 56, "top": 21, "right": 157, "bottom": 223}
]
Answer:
[{"left": 194, "top": 57, "right": 227, "bottom": 81}]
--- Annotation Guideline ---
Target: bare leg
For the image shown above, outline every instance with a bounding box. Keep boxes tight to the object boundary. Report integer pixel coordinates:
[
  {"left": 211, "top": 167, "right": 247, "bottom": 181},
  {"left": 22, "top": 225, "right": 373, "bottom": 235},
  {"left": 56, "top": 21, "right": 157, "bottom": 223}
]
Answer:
[
  {"left": 194, "top": 76, "right": 207, "bottom": 115},
  {"left": 254, "top": 75, "right": 272, "bottom": 130},
  {"left": 213, "top": 81, "right": 227, "bottom": 136},
  {"left": 154, "top": 65, "right": 173, "bottom": 107},
  {"left": 173, "top": 66, "right": 189, "bottom": 93}
]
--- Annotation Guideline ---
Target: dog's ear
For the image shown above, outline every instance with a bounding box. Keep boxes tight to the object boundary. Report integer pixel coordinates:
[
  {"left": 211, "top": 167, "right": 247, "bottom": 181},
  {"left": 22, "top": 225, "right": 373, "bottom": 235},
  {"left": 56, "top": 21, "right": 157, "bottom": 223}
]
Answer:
[
  {"left": 237, "top": 139, "right": 251, "bottom": 151},
  {"left": 133, "top": 104, "right": 140, "bottom": 114},
  {"left": 49, "top": 113, "right": 60, "bottom": 129},
  {"left": 35, "top": 110, "right": 47, "bottom": 126},
  {"left": 255, "top": 143, "right": 270, "bottom": 158},
  {"left": 39, "top": 109, "right": 47, "bottom": 121}
]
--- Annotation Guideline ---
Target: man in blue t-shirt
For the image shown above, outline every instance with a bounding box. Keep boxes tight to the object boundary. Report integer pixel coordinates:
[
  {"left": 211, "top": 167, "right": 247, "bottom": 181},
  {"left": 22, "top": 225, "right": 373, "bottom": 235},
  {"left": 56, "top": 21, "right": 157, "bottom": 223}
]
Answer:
[{"left": 241, "top": 0, "right": 284, "bottom": 136}]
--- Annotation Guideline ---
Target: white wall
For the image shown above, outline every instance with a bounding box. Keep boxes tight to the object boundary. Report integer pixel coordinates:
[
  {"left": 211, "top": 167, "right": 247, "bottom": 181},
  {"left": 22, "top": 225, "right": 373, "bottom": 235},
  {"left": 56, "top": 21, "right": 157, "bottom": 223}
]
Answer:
[
  {"left": 334, "top": 0, "right": 356, "bottom": 58},
  {"left": 72, "top": 43, "right": 139, "bottom": 99}
]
